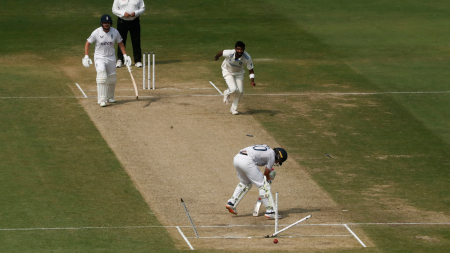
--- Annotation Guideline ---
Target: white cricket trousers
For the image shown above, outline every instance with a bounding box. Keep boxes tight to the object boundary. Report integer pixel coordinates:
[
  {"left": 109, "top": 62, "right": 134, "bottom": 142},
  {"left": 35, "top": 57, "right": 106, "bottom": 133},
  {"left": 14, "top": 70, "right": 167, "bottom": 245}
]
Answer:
[
  {"left": 224, "top": 73, "right": 244, "bottom": 111},
  {"left": 233, "top": 153, "right": 264, "bottom": 188},
  {"left": 94, "top": 56, "right": 116, "bottom": 103},
  {"left": 94, "top": 56, "right": 116, "bottom": 75}
]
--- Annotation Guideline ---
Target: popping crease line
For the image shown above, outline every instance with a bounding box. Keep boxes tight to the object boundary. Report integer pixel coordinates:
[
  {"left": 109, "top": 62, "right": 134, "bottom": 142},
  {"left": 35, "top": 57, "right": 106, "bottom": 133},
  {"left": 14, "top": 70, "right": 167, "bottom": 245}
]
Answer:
[
  {"left": 246, "top": 91, "right": 450, "bottom": 96},
  {"left": 3, "top": 90, "right": 450, "bottom": 100},
  {"left": 2, "top": 222, "right": 449, "bottom": 231},
  {"left": 186, "top": 235, "right": 353, "bottom": 239},
  {"left": 0, "top": 226, "right": 178, "bottom": 231},
  {"left": 84, "top": 88, "right": 214, "bottom": 91}
]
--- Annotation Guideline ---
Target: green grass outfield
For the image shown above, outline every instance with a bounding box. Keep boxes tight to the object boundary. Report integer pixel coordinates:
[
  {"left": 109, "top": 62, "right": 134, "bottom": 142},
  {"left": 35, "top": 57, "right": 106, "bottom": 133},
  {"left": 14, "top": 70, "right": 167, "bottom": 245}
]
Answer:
[{"left": 1, "top": 0, "right": 450, "bottom": 252}]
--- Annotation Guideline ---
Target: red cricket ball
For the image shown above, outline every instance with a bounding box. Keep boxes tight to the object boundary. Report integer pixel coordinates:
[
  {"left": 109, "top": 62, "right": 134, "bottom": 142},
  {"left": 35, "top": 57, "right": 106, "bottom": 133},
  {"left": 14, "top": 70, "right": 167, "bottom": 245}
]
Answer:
[{"left": 273, "top": 239, "right": 278, "bottom": 244}]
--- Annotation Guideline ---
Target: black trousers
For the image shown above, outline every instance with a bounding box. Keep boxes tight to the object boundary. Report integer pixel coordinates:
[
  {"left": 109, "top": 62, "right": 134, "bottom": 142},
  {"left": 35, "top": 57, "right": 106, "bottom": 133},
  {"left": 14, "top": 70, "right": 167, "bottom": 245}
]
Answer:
[{"left": 116, "top": 17, "right": 142, "bottom": 63}]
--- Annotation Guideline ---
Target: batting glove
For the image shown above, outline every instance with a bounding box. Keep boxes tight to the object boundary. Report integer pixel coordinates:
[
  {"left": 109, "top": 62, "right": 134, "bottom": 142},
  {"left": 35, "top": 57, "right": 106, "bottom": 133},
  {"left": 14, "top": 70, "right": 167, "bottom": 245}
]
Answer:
[
  {"left": 82, "top": 55, "right": 92, "bottom": 68},
  {"left": 269, "top": 169, "right": 276, "bottom": 181},
  {"left": 123, "top": 54, "right": 132, "bottom": 67}
]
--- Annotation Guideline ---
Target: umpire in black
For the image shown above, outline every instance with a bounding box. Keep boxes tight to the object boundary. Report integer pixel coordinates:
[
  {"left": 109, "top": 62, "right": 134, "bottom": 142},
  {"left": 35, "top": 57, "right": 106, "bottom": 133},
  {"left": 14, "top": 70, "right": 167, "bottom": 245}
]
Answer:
[{"left": 112, "top": 0, "right": 146, "bottom": 68}]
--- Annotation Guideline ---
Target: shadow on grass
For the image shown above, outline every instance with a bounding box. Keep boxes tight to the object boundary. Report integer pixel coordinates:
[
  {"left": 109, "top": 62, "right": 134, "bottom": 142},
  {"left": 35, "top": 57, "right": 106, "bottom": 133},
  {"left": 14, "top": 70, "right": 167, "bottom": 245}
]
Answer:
[
  {"left": 244, "top": 109, "right": 282, "bottom": 116},
  {"left": 155, "top": 60, "right": 182, "bottom": 65}
]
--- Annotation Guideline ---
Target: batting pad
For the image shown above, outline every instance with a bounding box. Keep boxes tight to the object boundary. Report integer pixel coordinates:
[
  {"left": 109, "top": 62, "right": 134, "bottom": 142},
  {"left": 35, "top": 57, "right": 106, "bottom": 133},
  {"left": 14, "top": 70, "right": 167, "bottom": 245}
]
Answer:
[
  {"left": 107, "top": 74, "right": 117, "bottom": 99},
  {"left": 231, "top": 182, "right": 252, "bottom": 207},
  {"left": 259, "top": 180, "right": 274, "bottom": 210},
  {"left": 96, "top": 71, "right": 107, "bottom": 103}
]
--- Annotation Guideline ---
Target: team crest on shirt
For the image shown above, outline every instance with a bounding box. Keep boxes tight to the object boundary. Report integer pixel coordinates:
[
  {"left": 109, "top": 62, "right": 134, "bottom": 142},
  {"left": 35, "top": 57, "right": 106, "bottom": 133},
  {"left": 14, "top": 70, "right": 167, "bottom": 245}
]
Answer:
[
  {"left": 100, "top": 36, "right": 104, "bottom": 38},
  {"left": 239, "top": 62, "right": 243, "bottom": 65}
]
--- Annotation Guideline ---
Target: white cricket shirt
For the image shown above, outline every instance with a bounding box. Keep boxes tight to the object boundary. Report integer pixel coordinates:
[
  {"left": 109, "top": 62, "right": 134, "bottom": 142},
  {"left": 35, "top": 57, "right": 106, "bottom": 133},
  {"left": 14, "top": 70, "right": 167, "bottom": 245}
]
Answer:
[
  {"left": 112, "top": 0, "right": 146, "bottom": 21},
  {"left": 87, "top": 27, "right": 123, "bottom": 58},
  {"left": 221, "top": 49, "right": 253, "bottom": 76},
  {"left": 240, "top": 145, "right": 275, "bottom": 169}
]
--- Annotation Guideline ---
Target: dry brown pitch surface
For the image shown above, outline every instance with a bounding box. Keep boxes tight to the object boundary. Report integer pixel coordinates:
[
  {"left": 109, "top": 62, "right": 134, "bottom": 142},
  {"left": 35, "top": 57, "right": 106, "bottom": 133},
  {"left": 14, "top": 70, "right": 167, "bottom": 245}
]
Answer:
[{"left": 66, "top": 63, "right": 372, "bottom": 251}]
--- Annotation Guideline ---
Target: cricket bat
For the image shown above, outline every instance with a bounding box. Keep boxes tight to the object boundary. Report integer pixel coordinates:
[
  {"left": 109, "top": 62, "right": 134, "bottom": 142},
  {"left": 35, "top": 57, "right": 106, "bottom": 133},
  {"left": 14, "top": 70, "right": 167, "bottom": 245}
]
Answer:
[
  {"left": 127, "top": 65, "right": 139, "bottom": 99},
  {"left": 253, "top": 176, "right": 272, "bottom": 217},
  {"left": 253, "top": 198, "right": 262, "bottom": 216}
]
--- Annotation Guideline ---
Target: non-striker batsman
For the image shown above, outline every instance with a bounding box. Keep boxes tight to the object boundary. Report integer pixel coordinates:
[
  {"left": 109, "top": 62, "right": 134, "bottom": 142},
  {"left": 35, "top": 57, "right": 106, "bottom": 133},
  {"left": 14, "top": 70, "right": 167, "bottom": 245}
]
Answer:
[{"left": 83, "top": 14, "right": 132, "bottom": 107}]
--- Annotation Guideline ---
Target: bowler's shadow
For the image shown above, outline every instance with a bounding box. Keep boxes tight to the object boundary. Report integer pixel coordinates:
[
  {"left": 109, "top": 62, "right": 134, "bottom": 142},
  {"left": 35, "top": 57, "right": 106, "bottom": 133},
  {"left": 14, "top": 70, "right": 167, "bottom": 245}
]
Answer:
[{"left": 243, "top": 109, "right": 282, "bottom": 116}]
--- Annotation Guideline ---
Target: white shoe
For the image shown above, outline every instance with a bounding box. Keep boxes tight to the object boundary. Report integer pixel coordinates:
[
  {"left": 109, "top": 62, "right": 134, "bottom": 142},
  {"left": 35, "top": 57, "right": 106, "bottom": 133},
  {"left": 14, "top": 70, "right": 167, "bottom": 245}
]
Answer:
[
  {"left": 230, "top": 109, "right": 239, "bottom": 115},
  {"left": 108, "top": 98, "right": 116, "bottom": 103},
  {"left": 100, "top": 101, "right": 107, "bottom": 107},
  {"left": 226, "top": 202, "right": 238, "bottom": 215},
  {"left": 264, "top": 211, "right": 276, "bottom": 219},
  {"left": 223, "top": 90, "right": 230, "bottom": 104},
  {"left": 135, "top": 62, "right": 143, "bottom": 68},
  {"left": 116, "top": 60, "right": 123, "bottom": 68}
]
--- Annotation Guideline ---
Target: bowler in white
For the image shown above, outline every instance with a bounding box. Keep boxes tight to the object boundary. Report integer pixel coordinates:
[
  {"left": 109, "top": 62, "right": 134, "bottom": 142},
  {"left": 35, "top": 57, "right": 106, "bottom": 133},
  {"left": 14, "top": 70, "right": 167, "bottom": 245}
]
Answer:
[{"left": 214, "top": 41, "right": 255, "bottom": 115}]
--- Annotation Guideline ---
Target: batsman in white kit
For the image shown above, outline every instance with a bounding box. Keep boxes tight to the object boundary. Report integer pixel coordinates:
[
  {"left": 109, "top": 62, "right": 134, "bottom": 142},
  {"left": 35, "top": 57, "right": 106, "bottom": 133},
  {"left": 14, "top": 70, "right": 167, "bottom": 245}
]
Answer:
[
  {"left": 214, "top": 41, "right": 255, "bottom": 115},
  {"left": 82, "top": 14, "right": 132, "bottom": 107},
  {"left": 226, "top": 145, "right": 288, "bottom": 219}
]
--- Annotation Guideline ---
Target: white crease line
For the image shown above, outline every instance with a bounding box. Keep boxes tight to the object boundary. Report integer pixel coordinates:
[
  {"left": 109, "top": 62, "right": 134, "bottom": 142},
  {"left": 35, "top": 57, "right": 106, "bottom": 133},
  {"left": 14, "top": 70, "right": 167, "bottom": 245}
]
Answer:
[
  {"left": 344, "top": 224, "right": 366, "bottom": 248},
  {"left": 247, "top": 91, "right": 450, "bottom": 96},
  {"left": 209, "top": 81, "right": 223, "bottom": 95},
  {"left": 275, "top": 234, "right": 352, "bottom": 238},
  {"left": 83, "top": 88, "right": 214, "bottom": 91},
  {"left": 187, "top": 235, "right": 352, "bottom": 239},
  {"left": 0, "top": 226, "right": 177, "bottom": 231},
  {"left": 348, "top": 222, "right": 450, "bottom": 225},
  {"left": 190, "top": 236, "right": 252, "bottom": 239},
  {"left": 197, "top": 223, "right": 450, "bottom": 228},
  {"left": 84, "top": 89, "right": 135, "bottom": 91},
  {"left": 0, "top": 97, "right": 80, "bottom": 99},
  {"left": 177, "top": 226, "right": 194, "bottom": 250},
  {"left": 82, "top": 90, "right": 450, "bottom": 95},
  {"left": 3, "top": 90, "right": 450, "bottom": 100},
  {"left": 2, "top": 222, "right": 449, "bottom": 231},
  {"left": 75, "top": 83, "right": 87, "bottom": 98}
]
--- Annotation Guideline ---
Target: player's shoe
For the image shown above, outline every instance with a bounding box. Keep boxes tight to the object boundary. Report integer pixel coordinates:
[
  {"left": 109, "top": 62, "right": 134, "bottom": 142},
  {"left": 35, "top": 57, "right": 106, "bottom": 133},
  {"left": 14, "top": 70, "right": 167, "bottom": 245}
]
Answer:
[
  {"left": 108, "top": 98, "right": 116, "bottom": 103},
  {"left": 230, "top": 109, "right": 239, "bottom": 115},
  {"left": 264, "top": 211, "right": 276, "bottom": 219},
  {"left": 100, "top": 101, "right": 107, "bottom": 107},
  {"left": 223, "top": 90, "right": 230, "bottom": 104},
  {"left": 226, "top": 202, "right": 238, "bottom": 215},
  {"left": 135, "top": 62, "right": 143, "bottom": 68},
  {"left": 116, "top": 60, "right": 123, "bottom": 68}
]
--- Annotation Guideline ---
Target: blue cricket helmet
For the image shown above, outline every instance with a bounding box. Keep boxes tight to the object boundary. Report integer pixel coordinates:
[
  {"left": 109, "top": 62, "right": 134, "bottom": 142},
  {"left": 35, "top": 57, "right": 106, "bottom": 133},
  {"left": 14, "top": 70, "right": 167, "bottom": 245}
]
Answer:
[{"left": 100, "top": 14, "right": 113, "bottom": 26}]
